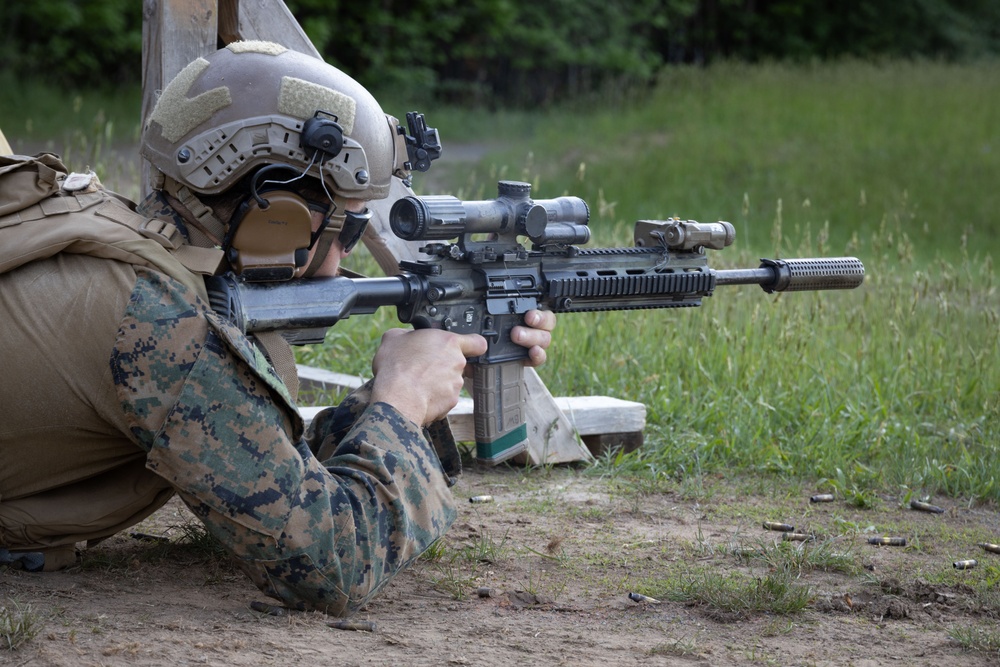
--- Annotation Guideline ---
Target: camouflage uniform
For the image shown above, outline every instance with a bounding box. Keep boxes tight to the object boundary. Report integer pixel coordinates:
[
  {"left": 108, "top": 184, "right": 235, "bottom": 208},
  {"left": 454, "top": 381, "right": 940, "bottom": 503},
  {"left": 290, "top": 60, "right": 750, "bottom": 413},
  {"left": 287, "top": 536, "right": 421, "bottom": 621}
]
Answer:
[
  {"left": 0, "top": 170, "right": 457, "bottom": 615},
  {"left": 115, "top": 266, "right": 457, "bottom": 614}
]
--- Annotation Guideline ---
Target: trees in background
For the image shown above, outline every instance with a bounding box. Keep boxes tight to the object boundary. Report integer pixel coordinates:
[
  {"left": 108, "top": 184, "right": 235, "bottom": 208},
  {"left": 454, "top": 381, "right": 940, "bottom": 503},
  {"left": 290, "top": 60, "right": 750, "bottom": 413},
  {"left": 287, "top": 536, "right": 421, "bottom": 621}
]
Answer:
[
  {"left": 1, "top": 0, "right": 998, "bottom": 105},
  {"left": 0, "top": 0, "right": 142, "bottom": 87},
  {"left": 286, "top": 0, "right": 1000, "bottom": 104}
]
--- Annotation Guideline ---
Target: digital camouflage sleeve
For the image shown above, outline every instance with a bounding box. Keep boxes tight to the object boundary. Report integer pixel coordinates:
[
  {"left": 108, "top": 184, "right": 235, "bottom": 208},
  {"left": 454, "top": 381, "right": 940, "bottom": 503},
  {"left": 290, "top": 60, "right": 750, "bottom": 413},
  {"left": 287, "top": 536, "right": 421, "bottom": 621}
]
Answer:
[{"left": 111, "top": 268, "right": 457, "bottom": 615}]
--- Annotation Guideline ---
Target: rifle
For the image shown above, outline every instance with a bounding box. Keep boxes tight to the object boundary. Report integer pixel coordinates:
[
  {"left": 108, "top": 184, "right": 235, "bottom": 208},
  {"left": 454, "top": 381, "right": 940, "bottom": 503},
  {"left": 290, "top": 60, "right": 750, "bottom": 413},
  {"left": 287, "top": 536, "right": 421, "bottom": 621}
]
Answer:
[{"left": 206, "top": 180, "right": 864, "bottom": 464}]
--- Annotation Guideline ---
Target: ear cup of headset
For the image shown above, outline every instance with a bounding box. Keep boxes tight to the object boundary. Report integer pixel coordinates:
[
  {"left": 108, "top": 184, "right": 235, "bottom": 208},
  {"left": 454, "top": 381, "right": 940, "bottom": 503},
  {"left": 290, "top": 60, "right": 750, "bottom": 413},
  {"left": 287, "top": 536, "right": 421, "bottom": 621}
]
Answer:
[{"left": 226, "top": 189, "right": 315, "bottom": 281}]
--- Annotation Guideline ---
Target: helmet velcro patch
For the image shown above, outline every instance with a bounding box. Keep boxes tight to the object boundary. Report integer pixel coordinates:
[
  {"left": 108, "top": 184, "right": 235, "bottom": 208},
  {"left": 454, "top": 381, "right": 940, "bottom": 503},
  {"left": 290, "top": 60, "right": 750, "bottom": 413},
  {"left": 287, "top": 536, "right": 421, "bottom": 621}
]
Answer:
[
  {"left": 226, "top": 40, "right": 288, "bottom": 56},
  {"left": 149, "top": 58, "right": 232, "bottom": 143},
  {"left": 278, "top": 77, "right": 356, "bottom": 134}
]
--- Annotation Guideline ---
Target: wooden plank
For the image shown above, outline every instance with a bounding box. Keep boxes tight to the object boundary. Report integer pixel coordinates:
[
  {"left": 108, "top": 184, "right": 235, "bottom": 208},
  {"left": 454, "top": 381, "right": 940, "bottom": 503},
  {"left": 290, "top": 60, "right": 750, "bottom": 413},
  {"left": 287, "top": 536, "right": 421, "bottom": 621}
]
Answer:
[
  {"left": 297, "top": 360, "right": 593, "bottom": 464},
  {"left": 298, "top": 364, "right": 643, "bottom": 462},
  {"left": 296, "top": 365, "right": 366, "bottom": 392},
  {"left": 299, "top": 395, "right": 644, "bottom": 441},
  {"left": 217, "top": 0, "right": 240, "bottom": 44},
  {"left": 551, "top": 396, "right": 647, "bottom": 435},
  {"left": 141, "top": 0, "right": 218, "bottom": 97},
  {"left": 441, "top": 396, "right": 645, "bottom": 442}
]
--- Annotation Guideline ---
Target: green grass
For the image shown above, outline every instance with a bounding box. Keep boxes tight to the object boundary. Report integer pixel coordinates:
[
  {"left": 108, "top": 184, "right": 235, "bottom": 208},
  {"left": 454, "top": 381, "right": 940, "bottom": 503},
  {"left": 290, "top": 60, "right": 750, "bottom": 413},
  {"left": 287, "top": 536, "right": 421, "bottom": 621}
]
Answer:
[
  {"left": 1, "top": 73, "right": 143, "bottom": 199},
  {"left": 555, "top": 234, "right": 997, "bottom": 498},
  {"left": 4, "top": 60, "right": 997, "bottom": 502},
  {"left": 449, "top": 60, "right": 1000, "bottom": 262},
  {"left": 451, "top": 61, "right": 999, "bottom": 503},
  {"left": 0, "top": 73, "right": 142, "bottom": 145},
  {"left": 0, "top": 600, "right": 41, "bottom": 651},
  {"left": 638, "top": 567, "right": 814, "bottom": 619},
  {"left": 734, "top": 536, "right": 861, "bottom": 577},
  {"left": 949, "top": 624, "right": 1000, "bottom": 657},
  {"left": 309, "top": 62, "right": 1000, "bottom": 503}
]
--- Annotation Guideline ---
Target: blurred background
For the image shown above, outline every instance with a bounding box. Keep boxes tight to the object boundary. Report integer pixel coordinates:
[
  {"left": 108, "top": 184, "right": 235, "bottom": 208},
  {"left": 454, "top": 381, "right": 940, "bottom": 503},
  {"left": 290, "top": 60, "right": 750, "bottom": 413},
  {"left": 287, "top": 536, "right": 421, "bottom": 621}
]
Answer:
[{"left": 2, "top": 0, "right": 999, "bottom": 105}]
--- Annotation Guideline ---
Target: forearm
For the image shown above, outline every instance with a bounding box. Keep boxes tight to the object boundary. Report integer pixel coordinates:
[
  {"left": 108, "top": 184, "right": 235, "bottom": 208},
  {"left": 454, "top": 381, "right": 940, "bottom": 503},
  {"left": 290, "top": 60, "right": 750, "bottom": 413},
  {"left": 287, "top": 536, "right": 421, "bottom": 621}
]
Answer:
[
  {"left": 304, "top": 380, "right": 374, "bottom": 459},
  {"left": 306, "top": 378, "right": 464, "bottom": 479},
  {"left": 174, "top": 401, "right": 455, "bottom": 615}
]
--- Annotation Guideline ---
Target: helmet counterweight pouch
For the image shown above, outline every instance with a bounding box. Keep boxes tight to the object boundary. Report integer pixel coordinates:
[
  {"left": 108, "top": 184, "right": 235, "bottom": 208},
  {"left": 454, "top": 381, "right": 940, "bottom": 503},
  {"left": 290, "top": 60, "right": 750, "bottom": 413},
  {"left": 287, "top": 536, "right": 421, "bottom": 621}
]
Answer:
[{"left": 225, "top": 189, "right": 314, "bottom": 281}]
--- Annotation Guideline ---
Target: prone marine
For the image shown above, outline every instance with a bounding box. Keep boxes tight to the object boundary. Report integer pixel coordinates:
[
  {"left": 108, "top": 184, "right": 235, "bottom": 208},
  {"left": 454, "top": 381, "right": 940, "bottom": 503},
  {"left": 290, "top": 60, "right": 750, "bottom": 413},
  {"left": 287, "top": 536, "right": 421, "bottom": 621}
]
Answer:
[{"left": 0, "top": 41, "right": 556, "bottom": 615}]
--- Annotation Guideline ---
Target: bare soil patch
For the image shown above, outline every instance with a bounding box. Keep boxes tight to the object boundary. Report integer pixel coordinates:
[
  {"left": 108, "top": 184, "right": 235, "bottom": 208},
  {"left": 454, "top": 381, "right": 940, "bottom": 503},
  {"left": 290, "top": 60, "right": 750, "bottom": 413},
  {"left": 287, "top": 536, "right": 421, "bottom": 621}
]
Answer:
[{"left": 3, "top": 466, "right": 1000, "bottom": 666}]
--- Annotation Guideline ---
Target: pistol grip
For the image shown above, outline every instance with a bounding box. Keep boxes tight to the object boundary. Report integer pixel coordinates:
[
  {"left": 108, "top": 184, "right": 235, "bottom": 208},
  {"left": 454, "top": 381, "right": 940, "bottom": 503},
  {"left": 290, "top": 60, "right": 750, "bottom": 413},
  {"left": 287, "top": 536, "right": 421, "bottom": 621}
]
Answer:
[{"left": 471, "top": 360, "right": 528, "bottom": 463}]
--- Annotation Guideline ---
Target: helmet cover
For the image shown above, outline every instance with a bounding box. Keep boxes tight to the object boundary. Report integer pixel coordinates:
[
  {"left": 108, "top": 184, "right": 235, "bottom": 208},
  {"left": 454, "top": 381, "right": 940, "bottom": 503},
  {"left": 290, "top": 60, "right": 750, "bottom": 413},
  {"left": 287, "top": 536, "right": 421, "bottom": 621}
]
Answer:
[{"left": 141, "top": 41, "right": 409, "bottom": 201}]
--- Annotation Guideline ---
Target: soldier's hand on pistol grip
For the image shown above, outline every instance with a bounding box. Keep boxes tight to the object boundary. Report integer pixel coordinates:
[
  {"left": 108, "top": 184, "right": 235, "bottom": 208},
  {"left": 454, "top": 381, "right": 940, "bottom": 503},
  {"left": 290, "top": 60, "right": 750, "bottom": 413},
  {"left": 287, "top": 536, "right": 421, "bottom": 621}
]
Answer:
[{"left": 371, "top": 329, "right": 488, "bottom": 426}]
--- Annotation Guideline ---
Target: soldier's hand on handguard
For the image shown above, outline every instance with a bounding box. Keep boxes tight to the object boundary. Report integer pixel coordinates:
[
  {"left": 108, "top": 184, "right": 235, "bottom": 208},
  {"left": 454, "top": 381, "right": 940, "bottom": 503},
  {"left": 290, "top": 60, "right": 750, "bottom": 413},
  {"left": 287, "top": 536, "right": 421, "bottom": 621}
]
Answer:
[{"left": 512, "top": 309, "right": 557, "bottom": 368}]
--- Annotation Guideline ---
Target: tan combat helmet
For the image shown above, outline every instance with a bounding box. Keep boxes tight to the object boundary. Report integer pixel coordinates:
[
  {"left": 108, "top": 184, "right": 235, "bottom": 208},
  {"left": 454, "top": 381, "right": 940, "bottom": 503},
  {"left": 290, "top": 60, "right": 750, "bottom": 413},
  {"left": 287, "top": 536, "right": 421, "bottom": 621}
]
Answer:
[{"left": 140, "top": 41, "right": 410, "bottom": 202}]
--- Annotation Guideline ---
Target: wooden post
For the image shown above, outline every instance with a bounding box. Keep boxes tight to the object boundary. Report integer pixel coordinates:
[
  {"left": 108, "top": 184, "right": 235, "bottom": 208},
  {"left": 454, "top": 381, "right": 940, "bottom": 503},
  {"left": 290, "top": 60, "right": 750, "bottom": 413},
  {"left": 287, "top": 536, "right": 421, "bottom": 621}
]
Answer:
[
  {"left": 141, "top": 0, "right": 219, "bottom": 197},
  {"left": 141, "top": 0, "right": 592, "bottom": 465},
  {"left": 217, "top": 0, "right": 320, "bottom": 56}
]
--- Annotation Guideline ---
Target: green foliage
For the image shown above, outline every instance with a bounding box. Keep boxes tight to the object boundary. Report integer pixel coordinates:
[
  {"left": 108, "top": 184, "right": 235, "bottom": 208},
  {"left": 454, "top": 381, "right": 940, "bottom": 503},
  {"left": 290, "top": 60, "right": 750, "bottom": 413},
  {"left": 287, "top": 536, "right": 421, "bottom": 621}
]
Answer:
[
  {"left": 287, "top": 0, "right": 679, "bottom": 106},
  {"left": 0, "top": 600, "right": 41, "bottom": 651},
  {"left": 0, "top": 0, "right": 142, "bottom": 88},
  {"left": 823, "top": 467, "right": 882, "bottom": 509},
  {"left": 685, "top": 0, "right": 1000, "bottom": 63},
  {"left": 735, "top": 537, "right": 861, "bottom": 577},
  {"left": 949, "top": 624, "right": 1000, "bottom": 657},
  {"left": 474, "top": 60, "right": 1000, "bottom": 255},
  {"left": 647, "top": 567, "right": 814, "bottom": 618},
  {"left": 2, "top": 1, "right": 998, "bottom": 105}
]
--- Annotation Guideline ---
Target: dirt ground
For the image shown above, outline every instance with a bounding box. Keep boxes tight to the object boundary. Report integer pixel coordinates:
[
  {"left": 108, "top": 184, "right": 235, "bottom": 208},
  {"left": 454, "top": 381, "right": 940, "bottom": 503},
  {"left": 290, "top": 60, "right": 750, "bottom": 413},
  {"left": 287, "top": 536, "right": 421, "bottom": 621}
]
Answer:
[{"left": 3, "top": 465, "right": 1000, "bottom": 667}]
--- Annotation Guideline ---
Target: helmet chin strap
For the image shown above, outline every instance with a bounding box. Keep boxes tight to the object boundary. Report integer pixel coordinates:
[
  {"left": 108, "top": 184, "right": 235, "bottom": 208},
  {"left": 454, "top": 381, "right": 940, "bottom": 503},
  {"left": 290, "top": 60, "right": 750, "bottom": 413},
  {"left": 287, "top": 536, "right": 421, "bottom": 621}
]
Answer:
[{"left": 160, "top": 174, "right": 228, "bottom": 247}]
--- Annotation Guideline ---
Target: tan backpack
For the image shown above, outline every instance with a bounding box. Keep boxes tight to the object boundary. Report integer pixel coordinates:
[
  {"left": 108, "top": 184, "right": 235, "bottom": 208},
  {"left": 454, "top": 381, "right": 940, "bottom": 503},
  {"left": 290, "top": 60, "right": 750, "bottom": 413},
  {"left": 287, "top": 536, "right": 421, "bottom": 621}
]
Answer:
[
  {"left": 0, "top": 153, "right": 222, "bottom": 300},
  {"left": 0, "top": 153, "right": 310, "bottom": 399}
]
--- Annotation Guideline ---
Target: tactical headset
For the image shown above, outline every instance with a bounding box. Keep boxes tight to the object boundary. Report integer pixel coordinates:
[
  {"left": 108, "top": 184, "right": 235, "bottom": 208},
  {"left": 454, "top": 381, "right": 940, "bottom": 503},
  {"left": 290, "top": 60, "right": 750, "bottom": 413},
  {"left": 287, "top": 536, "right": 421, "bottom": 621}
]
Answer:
[{"left": 222, "top": 111, "right": 372, "bottom": 281}]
